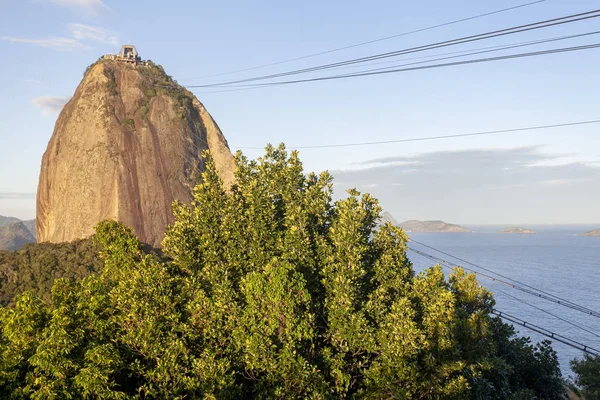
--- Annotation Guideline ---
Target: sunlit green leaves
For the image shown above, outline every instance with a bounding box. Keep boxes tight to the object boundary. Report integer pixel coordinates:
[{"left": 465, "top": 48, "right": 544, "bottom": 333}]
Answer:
[{"left": 0, "top": 144, "right": 564, "bottom": 399}]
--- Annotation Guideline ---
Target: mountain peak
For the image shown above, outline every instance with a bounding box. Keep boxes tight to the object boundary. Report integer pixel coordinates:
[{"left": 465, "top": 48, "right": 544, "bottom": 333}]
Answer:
[{"left": 36, "top": 57, "right": 236, "bottom": 246}]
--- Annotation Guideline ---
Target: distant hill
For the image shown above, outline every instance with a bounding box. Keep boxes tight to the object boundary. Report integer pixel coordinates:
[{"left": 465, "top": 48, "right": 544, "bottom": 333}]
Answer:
[
  {"left": 380, "top": 211, "right": 398, "bottom": 226},
  {"left": 0, "top": 215, "right": 20, "bottom": 227},
  {"left": 498, "top": 227, "right": 536, "bottom": 234},
  {"left": 399, "top": 220, "right": 471, "bottom": 233},
  {"left": 0, "top": 221, "right": 36, "bottom": 251},
  {"left": 581, "top": 228, "right": 600, "bottom": 237},
  {"left": 22, "top": 219, "right": 36, "bottom": 239},
  {"left": 0, "top": 216, "right": 36, "bottom": 239}
]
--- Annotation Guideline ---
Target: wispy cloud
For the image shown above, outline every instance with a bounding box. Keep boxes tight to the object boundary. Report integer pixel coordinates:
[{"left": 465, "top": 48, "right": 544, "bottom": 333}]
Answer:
[
  {"left": 38, "top": 0, "right": 112, "bottom": 16},
  {"left": 68, "top": 23, "right": 118, "bottom": 45},
  {"left": 0, "top": 36, "right": 85, "bottom": 51},
  {"left": 21, "top": 79, "right": 44, "bottom": 86},
  {"left": 0, "top": 193, "right": 36, "bottom": 200},
  {"left": 331, "top": 147, "right": 600, "bottom": 224},
  {"left": 32, "top": 96, "right": 71, "bottom": 115},
  {"left": 1, "top": 23, "right": 118, "bottom": 51}
]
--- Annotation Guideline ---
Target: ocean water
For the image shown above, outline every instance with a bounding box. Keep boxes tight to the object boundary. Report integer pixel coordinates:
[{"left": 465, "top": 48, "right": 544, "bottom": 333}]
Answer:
[{"left": 406, "top": 225, "right": 600, "bottom": 378}]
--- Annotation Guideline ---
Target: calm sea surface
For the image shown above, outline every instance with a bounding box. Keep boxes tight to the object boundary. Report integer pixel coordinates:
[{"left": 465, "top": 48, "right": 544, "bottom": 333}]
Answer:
[{"left": 406, "top": 225, "right": 600, "bottom": 378}]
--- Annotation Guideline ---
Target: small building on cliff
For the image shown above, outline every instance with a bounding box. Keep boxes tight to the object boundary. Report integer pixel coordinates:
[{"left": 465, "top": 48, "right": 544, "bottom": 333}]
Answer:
[{"left": 103, "top": 45, "right": 150, "bottom": 66}]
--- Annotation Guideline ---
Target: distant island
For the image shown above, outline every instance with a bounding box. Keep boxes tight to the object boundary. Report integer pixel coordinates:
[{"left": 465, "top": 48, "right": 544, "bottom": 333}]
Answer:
[
  {"left": 498, "top": 227, "right": 536, "bottom": 234},
  {"left": 399, "top": 220, "right": 471, "bottom": 233},
  {"left": 581, "top": 228, "right": 600, "bottom": 237}
]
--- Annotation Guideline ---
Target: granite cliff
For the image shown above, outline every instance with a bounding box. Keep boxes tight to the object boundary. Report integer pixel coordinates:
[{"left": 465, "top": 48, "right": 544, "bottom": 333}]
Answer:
[{"left": 37, "top": 58, "right": 235, "bottom": 247}]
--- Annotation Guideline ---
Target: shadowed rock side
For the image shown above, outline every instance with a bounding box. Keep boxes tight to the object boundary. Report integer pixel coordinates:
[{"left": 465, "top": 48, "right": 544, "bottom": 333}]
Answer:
[
  {"left": 37, "top": 60, "right": 235, "bottom": 247},
  {"left": 380, "top": 211, "right": 399, "bottom": 226}
]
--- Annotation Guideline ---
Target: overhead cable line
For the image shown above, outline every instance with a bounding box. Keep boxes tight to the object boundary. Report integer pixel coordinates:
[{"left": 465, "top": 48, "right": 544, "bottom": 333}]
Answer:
[
  {"left": 295, "top": 30, "right": 600, "bottom": 75},
  {"left": 208, "top": 42, "right": 600, "bottom": 89},
  {"left": 331, "top": 30, "right": 600, "bottom": 76},
  {"left": 493, "top": 310, "right": 600, "bottom": 356},
  {"left": 183, "top": 0, "right": 547, "bottom": 81},
  {"left": 189, "top": 31, "right": 600, "bottom": 93},
  {"left": 233, "top": 119, "right": 600, "bottom": 150},
  {"left": 410, "top": 250, "right": 600, "bottom": 339},
  {"left": 188, "top": 9, "right": 600, "bottom": 88},
  {"left": 494, "top": 288, "right": 600, "bottom": 339},
  {"left": 407, "top": 246, "right": 600, "bottom": 319},
  {"left": 409, "top": 238, "right": 600, "bottom": 316}
]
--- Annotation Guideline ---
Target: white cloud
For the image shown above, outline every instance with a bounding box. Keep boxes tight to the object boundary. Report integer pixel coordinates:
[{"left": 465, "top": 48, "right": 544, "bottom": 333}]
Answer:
[
  {"left": 331, "top": 147, "right": 600, "bottom": 224},
  {"left": 0, "top": 36, "right": 85, "bottom": 51},
  {"left": 31, "top": 96, "right": 71, "bottom": 115},
  {"left": 1, "top": 23, "right": 118, "bottom": 52},
  {"left": 39, "top": 0, "right": 112, "bottom": 16},
  {"left": 68, "top": 23, "right": 118, "bottom": 45}
]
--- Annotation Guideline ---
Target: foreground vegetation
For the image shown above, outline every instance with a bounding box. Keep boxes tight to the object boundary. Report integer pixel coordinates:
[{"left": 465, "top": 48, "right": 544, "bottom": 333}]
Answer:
[
  {"left": 0, "top": 146, "right": 571, "bottom": 398},
  {"left": 571, "top": 355, "right": 600, "bottom": 400}
]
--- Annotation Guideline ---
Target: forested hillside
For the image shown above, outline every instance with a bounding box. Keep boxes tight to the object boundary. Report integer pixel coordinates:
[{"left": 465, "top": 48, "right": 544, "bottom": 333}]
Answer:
[{"left": 0, "top": 239, "right": 102, "bottom": 306}]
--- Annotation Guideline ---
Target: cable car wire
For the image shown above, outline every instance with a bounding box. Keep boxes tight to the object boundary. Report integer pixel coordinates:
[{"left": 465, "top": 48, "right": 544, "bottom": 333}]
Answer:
[
  {"left": 207, "top": 42, "right": 600, "bottom": 89},
  {"left": 233, "top": 119, "right": 600, "bottom": 150},
  {"left": 492, "top": 310, "right": 600, "bottom": 356},
  {"left": 409, "top": 238, "right": 600, "bottom": 316},
  {"left": 494, "top": 288, "right": 600, "bottom": 339},
  {"left": 187, "top": 9, "right": 600, "bottom": 88},
  {"left": 407, "top": 246, "right": 600, "bottom": 319},
  {"left": 182, "top": 0, "right": 547, "bottom": 81}
]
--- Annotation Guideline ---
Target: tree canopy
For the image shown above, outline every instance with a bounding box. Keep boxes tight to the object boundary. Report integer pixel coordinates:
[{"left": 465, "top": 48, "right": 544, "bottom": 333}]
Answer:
[
  {"left": 571, "top": 354, "right": 600, "bottom": 400},
  {"left": 0, "top": 239, "right": 102, "bottom": 307},
  {"left": 0, "top": 145, "right": 564, "bottom": 399}
]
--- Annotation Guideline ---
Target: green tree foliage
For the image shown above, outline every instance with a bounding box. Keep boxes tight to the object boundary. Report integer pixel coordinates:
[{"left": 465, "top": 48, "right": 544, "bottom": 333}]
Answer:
[
  {"left": 0, "top": 145, "right": 564, "bottom": 398},
  {"left": 571, "top": 354, "right": 600, "bottom": 399},
  {"left": 0, "top": 239, "right": 103, "bottom": 307}
]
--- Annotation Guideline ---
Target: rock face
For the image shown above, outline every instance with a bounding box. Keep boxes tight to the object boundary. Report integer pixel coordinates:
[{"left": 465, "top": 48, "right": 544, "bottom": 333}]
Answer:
[
  {"left": 37, "top": 59, "right": 236, "bottom": 247},
  {"left": 22, "top": 220, "right": 36, "bottom": 239},
  {"left": 399, "top": 220, "right": 471, "bottom": 233},
  {"left": 498, "top": 227, "right": 536, "bottom": 234},
  {"left": 581, "top": 229, "right": 600, "bottom": 237},
  {"left": 0, "top": 221, "right": 36, "bottom": 251},
  {"left": 380, "top": 211, "right": 399, "bottom": 226}
]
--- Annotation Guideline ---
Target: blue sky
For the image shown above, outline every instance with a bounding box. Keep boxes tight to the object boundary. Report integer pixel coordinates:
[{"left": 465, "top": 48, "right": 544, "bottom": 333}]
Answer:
[{"left": 1, "top": 0, "right": 599, "bottom": 223}]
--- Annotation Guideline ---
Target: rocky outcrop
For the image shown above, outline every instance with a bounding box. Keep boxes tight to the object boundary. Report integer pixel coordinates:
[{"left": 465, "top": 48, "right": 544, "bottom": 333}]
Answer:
[
  {"left": 22, "top": 219, "right": 36, "bottom": 239},
  {"left": 0, "top": 221, "right": 36, "bottom": 251},
  {"left": 581, "top": 228, "right": 600, "bottom": 237},
  {"left": 37, "top": 59, "right": 236, "bottom": 247},
  {"left": 498, "top": 227, "right": 536, "bottom": 234},
  {"left": 399, "top": 220, "right": 471, "bottom": 233},
  {"left": 380, "top": 211, "right": 399, "bottom": 226}
]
